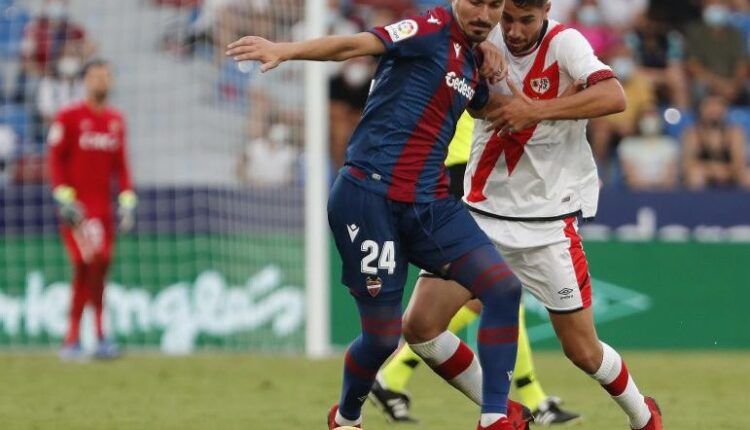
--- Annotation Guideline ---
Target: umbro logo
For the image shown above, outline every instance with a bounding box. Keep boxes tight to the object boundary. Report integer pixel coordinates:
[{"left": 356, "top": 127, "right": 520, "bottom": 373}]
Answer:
[
  {"left": 453, "top": 42, "right": 462, "bottom": 58},
  {"left": 427, "top": 15, "right": 441, "bottom": 25},
  {"left": 558, "top": 288, "right": 574, "bottom": 296},
  {"left": 347, "top": 224, "right": 360, "bottom": 242}
]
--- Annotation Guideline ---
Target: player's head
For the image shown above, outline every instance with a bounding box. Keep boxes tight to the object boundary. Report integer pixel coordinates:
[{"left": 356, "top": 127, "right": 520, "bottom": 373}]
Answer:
[
  {"left": 453, "top": 0, "right": 505, "bottom": 44},
  {"left": 501, "top": 0, "right": 551, "bottom": 55},
  {"left": 82, "top": 59, "right": 113, "bottom": 104}
]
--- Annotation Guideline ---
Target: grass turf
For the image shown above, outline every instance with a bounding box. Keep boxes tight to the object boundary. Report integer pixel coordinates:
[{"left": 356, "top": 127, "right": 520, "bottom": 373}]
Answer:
[{"left": 0, "top": 351, "right": 746, "bottom": 429}]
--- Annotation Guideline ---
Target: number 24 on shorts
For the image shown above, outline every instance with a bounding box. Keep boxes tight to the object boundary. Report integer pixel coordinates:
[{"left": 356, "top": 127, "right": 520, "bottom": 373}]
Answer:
[{"left": 360, "top": 240, "right": 396, "bottom": 275}]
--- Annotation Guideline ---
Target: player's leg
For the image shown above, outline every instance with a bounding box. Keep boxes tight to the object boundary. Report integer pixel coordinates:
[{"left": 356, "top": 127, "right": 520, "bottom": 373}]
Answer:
[
  {"left": 60, "top": 227, "right": 89, "bottom": 359},
  {"left": 371, "top": 295, "right": 480, "bottom": 422},
  {"left": 402, "top": 198, "right": 526, "bottom": 428},
  {"left": 379, "top": 299, "right": 480, "bottom": 393},
  {"left": 327, "top": 175, "right": 408, "bottom": 428},
  {"left": 538, "top": 217, "right": 659, "bottom": 430},
  {"left": 515, "top": 304, "right": 581, "bottom": 426},
  {"left": 402, "top": 276, "right": 481, "bottom": 403}
]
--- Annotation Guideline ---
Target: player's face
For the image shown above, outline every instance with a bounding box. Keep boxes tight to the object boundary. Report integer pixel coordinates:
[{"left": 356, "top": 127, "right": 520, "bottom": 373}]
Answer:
[
  {"left": 84, "top": 65, "right": 112, "bottom": 102},
  {"left": 454, "top": 0, "right": 505, "bottom": 44},
  {"left": 501, "top": 1, "right": 550, "bottom": 55}
]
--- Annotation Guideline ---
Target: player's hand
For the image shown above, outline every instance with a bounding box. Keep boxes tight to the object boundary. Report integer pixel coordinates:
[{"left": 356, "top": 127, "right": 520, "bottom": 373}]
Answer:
[
  {"left": 117, "top": 190, "right": 137, "bottom": 233},
  {"left": 53, "top": 185, "right": 84, "bottom": 227},
  {"left": 226, "top": 36, "right": 287, "bottom": 73},
  {"left": 484, "top": 81, "right": 541, "bottom": 134},
  {"left": 478, "top": 41, "right": 507, "bottom": 84}
]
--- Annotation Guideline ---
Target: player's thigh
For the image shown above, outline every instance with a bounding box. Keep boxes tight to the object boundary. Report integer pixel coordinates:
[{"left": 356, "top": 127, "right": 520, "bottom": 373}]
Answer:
[
  {"left": 475, "top": 216, "right": 591, "bottom": 313},
  {"left": 402, "top": 274, "right": 473, "bottom": 343},
  {"left": 402, "top": 197, "right": 493, "bottom": 278},
  {"left": 328, "top": 176, "right": 408, "bottom": 303}
]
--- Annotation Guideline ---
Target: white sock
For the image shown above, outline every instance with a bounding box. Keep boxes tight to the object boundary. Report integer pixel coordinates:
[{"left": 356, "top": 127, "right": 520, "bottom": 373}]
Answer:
[
  {"left": 335, "top": 410, "right": 362, "bottom": 427},
  {"left": 591, "top": 342, "right": 651, "bottom": 429},
  {"left": 480, "top": 413, "right": 507, "bottom": 427},
  {"left": 409, "top": 331, "right": 482, "bottom": 405}
]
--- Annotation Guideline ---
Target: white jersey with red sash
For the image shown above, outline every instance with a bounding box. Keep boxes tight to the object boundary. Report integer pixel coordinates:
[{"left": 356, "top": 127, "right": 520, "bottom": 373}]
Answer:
[{"left": 465, "top": 20, "right": 613, "bottom": 221}]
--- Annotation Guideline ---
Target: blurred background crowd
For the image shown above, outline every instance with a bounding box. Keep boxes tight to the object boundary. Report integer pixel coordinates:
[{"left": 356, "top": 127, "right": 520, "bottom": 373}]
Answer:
[{"left": 1, "top": 0, "right": 750, "bottom": 191}]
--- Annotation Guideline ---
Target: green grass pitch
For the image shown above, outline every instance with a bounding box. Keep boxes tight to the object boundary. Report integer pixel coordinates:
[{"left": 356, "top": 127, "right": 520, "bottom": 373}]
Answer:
[{"left": 0, "top": 351, "right": 747, "bottom": 429}]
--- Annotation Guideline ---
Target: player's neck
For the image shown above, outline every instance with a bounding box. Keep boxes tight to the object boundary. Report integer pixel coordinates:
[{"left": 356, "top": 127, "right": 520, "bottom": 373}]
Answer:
[{"left": 85, "top": 98, "right": 107, "bottom": 112}]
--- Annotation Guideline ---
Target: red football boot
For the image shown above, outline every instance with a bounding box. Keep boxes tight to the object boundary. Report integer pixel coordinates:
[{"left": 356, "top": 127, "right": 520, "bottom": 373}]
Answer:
[
  {"left": 327, "top": 404, "right": 362, "bottom": 429},
  {"left": 633, "top": 397, "right": 663, "bottom": 430},
  {"left": 477, "top": 400, "right": 533, "bottom": 430}
]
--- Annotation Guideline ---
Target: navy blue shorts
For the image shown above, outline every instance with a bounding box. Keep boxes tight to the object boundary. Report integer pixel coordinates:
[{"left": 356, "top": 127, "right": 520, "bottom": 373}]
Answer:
[{"left": 328, "top": 175, "right": 492, "bottom": 304}]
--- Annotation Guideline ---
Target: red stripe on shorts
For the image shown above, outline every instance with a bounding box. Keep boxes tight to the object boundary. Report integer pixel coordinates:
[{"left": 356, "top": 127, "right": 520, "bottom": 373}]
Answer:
[{"left": 563, "top": 217, "right": 592, "bottom": 308}]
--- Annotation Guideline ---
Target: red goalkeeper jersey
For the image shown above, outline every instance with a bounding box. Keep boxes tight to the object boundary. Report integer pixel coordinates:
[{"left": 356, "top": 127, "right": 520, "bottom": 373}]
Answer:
[{"left": 48, "top": 101, "right": 133, "bottom": 219}]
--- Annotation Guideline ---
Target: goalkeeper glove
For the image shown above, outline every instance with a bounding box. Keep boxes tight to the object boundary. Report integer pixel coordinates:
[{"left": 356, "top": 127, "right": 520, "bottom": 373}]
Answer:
[
  {"left": 118, "top": 190, "right": 138, "bottom": 233},
  {"left": 53, "top": 185, "right": 84, "bottom": 226}
]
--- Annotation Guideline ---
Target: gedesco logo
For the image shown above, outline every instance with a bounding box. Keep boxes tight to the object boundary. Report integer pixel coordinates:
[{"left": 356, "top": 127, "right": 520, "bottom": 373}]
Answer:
[
  {"left": 79, "top": 132, "right": 119, "bottom": 151},
  {"left": 445, "top": 71, "right": 475, "bottom": 100}
]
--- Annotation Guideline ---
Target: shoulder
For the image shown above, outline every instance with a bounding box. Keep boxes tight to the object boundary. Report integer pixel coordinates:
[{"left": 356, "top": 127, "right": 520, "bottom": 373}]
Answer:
[
  {"left": 552, "top": 26, "right": 593, "bottom": 52},
  {"left": 56, "top": 102, "right": 84, "bottom": 121},
  {"left": 105, "top": 107, "right": 125, "bottom": 121}
]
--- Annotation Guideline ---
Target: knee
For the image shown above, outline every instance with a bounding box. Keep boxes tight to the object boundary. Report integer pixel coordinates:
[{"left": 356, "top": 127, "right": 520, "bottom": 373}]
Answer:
[
  {"left": 402, "top": 310, "right": 444, "bottom": 345},
  {"left": 562, "top": 343, "right": 602, "bottom": 374}
]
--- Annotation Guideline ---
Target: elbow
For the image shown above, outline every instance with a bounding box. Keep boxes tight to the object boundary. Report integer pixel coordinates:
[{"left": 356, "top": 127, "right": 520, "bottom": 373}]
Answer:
[{"left": 611, "top": 94, "right": 627, "bottom": 114}]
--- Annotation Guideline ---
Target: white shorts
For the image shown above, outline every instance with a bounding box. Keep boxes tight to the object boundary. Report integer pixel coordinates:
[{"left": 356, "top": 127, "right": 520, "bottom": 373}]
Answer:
[{"left": 470, "top": 213, "right": 593, "bottom": 313}]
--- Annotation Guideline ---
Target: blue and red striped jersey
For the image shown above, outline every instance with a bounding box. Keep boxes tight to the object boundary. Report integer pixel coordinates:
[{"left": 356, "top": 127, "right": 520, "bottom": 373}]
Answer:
[{"left": 340, "top": 6, "right": 489, "bottom": 203}]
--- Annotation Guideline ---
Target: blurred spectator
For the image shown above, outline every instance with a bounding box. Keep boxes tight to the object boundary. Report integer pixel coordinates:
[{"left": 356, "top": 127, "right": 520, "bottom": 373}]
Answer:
[
  {"left": 598, "top": 0, "right": 649, "bottom": 30},
  {"left": 568, "top": 0, "right": 620, "bottom": 58},
  {"left": 36, "top": 46, "right": 84, "bottom": 128},
  {"left": 237, "top": 123, "right": 298, "bottom": 187},
  {"left": 549, "top": 0, "right": 578, "bottom": 23},
  {"left": 618, "top": 107, "right": 680, "bottom": 190},
  {"left": 0, "top": 0, "right": 30, "bottom": 102},
  {"left": 628, "top": 18, "right": 690, "bottom": 108},
  {"left": 682, "top": 94, "right": 750, "bottom": 189},
  {"left": 729, "top": 0, "right": 750, "bottom": 53},
  {"left": 589, "top": 44, "right": 655, "bottom": 170},
  {"left": 329, "top": 57, "right": 374, "bottom": 169},
  {"left": 685, "top": 0, "right": 749, "bottom": 105},
  {"left": 17, "top": 0, "right": 94, "bottom": 102},
  {"left": 247, "top": 60, "right": 305, "bottom": 140},
  {"left": 0, "top": 124, "right": 18, "bottom": 185},
  {"left": 648, "top": 0, "right": 703, "bottom": 29}
]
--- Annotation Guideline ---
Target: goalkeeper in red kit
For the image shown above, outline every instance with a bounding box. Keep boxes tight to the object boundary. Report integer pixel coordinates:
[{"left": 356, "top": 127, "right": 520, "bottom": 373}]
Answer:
[{"left": 48, "top": 59, "right": 136, "bottom": 360}]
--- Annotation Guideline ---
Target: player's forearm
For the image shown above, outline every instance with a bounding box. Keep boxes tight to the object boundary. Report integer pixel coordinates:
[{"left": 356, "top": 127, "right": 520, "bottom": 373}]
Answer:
[
  {"left": 536, "top": 79, "right": 626, "bottom": 121},
  {"left": 282, "top": 33, "right": 382, "bottom": 62}
]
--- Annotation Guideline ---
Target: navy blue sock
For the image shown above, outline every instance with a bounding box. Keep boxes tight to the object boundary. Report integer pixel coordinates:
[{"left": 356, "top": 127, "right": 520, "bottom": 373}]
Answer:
[
  {"left": 449, "top": 244, "right": 522, "bottom": 414},
  {"left": 338, "top": 298, "right": 402, "bottom": 420}
]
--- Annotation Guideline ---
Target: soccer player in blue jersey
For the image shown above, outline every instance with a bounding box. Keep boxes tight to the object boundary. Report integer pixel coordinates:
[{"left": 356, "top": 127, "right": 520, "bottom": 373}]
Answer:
[{"left": 227, "top": 2, "right": 529, "bottom": 429}]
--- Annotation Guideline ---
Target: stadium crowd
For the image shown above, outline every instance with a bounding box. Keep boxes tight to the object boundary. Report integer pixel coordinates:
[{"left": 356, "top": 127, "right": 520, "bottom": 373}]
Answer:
[{"left": 2, "top": 0, "right": 750, "bottom": 190}]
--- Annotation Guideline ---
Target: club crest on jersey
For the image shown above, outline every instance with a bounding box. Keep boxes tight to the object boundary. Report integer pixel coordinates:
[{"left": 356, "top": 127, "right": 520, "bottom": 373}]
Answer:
[
  {"left": 530, "top": 77, "right": 551, "bottom": 95},
  {"left": 445, "top": 71, "right": 475, "bottom": 100},
  {"left": 385, "top": 19, "right": 419, "bottom": 43},
  {"left": 366, "top": 276, "right": 383, "bottom": 297}
]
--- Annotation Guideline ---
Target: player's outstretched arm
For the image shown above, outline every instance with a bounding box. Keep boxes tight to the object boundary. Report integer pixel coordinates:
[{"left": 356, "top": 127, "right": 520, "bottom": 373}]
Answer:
[
  {"left": 484, "top": 78, "right": 626, "bottom": 133},
  {"left": 226, "top": 33, "right": 386, "bottom": 72}
]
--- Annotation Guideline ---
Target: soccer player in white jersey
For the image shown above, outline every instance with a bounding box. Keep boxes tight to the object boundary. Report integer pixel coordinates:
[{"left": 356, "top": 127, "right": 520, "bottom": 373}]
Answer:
[{"left": 400, "top": 1, "right": 663, "bottom": 429}]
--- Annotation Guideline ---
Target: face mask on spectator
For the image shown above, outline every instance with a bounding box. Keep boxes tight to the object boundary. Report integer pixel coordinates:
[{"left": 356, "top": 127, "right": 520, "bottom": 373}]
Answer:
[
  {"left": 611, "top": 56, "right": 635, "bottom": 81},
  {"left": 58, "top": 56, "right": 80, "bottom": 78},
  {"left": 577, "top": 5, "right": 602, "bottom": 27},
  {"left": 343, "top": 62, "right": 371, "bottom": 87},
  {"left": 703, "top": 5, "right": 730, "bottom": 27},
  {"left": 639, "top": 115, "right": 662, "bottom": 136}
]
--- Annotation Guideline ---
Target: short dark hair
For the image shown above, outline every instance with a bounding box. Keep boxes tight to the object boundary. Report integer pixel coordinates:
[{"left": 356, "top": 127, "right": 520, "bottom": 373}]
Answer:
[
  {"left": 511, "top": 0, "right": 549, "bottom": 8},
  {"left": 81, "top": 58, "right": 109, "bottom": 77}
]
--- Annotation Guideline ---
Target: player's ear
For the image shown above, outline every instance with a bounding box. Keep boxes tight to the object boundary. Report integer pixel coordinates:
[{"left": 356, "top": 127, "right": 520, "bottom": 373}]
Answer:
[{"left": 544, "top": 1, "right": 551, "bottom": 17}]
